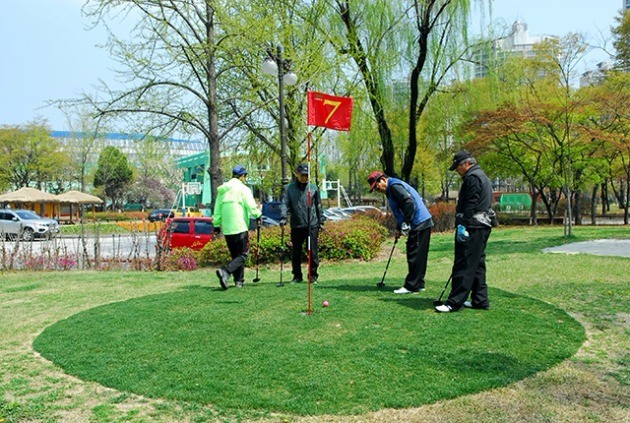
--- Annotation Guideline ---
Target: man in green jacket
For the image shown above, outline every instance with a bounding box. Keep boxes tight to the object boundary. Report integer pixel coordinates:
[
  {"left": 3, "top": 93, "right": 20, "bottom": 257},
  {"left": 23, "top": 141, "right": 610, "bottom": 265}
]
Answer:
[{"left": 214, "top": 165, "right": 262, "bottom": 289}]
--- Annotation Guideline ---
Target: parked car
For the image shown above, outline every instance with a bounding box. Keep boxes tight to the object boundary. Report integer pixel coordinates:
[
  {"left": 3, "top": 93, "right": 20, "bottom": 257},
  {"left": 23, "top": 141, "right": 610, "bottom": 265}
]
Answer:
[
  {"left": 262, "top": 201, "right": 282, "bottom": 221},
  {"left": 342, "top": 205, "right": 386, "bottom": 216},
  {"left": 248, "top": 215, "right": 280, "bottom": 230},
  {"left": 171, "top": 206, "right": 203, "bottom": 217},
  {"left": 0, "top": 209, "right": 60, "bottom": 241},
  {"left": 147, "top": 209, "right": 175, "bottom": 222},
  {"left": 327, "top": 207, "right": 352, "bottom": 220},
  {"left": 159, "top": 217, "right": 214, "bottom": 251},
  {"left": 323, "top": 209, "right": 344, "bottom": 221}
]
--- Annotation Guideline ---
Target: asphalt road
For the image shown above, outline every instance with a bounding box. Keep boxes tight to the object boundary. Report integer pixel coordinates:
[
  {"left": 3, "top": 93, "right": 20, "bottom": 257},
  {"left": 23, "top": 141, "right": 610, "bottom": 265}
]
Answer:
[
  {"left": 542, "top": 239, "right": 630, "bottom": 258},
  {"left": 1, "top": 234, "right": 159, "bottom": 259}
]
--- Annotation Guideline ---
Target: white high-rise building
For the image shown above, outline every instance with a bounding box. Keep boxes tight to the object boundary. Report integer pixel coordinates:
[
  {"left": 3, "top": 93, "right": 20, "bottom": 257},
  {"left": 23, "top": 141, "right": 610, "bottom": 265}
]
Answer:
[
  {"left": 475, "top": 21, "right": 558, "bottom": 78},
  {"left": 580, "top": 62, "right": 613, "bottom": 87}
]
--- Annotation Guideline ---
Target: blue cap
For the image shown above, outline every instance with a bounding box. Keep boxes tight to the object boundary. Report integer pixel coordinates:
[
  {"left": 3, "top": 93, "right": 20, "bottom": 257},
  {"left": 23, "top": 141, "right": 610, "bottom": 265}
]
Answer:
[{"left": 232, "top": 164, "right": 247, "bottom": 176}]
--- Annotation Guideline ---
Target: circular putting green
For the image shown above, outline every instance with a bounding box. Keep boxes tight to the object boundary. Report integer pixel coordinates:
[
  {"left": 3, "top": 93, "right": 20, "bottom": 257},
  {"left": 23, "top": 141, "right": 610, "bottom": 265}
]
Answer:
[{"left": 34, "top": 284, "right": 584, "bottom": 416}]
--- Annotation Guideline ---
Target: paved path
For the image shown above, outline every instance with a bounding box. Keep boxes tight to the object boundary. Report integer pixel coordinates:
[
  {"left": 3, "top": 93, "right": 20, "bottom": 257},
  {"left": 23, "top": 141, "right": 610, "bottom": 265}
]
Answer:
[{"left": 542, "top": 239, "right": 630, "bottom": 258}]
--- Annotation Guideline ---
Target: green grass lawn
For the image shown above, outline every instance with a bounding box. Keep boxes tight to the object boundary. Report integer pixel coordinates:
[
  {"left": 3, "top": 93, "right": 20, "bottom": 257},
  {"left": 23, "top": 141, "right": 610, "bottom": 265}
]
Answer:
[{"left": 1, "top": 226, "right": 629, "bottom": 422}]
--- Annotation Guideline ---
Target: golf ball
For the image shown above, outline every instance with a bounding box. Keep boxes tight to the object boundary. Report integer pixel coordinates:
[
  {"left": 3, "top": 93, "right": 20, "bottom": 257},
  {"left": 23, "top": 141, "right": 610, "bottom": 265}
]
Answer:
[{"left": 322, "top": 300, "right": 330, "bottom": 307}]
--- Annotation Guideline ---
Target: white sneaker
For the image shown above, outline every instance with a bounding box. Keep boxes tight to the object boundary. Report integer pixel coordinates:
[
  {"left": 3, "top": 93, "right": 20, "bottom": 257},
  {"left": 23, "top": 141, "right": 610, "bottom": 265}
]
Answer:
[
  {"left": 435, "top": 304, "right": 453, "bottom": 313},
  {"left": 463, "top": 301, "right": 473, "bottom": 308},
  {"left": 394, "top": 287, "right": 414, "bottom": 294}
]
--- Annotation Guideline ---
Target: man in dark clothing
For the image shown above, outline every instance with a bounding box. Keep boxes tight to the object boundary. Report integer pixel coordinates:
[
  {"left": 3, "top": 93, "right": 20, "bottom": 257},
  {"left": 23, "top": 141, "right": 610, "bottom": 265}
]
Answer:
[
  {"left": 435, "top": 150, "right": 493, "bottom": 312},
  {"left": 367, "top": 171, "right": 433, "bottom": 294},
  {"left": 280, "top": 163, "right": 324, "bottom": 283}
]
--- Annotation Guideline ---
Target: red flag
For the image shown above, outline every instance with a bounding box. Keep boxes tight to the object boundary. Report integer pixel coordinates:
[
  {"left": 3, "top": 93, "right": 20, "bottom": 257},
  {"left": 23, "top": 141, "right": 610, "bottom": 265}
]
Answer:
[{"left": 307, "top": 91, "right": 353, "bottom": 131}]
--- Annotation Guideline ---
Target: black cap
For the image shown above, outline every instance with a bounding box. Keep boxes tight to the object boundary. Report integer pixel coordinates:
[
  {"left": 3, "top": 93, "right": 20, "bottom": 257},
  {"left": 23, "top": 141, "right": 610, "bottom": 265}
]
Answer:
[
  {"left": 296, "top": 163, "right": 309, "bottom": 175},
  {"left": 449, "top": 150, "right": 473, "bottom": 171}
]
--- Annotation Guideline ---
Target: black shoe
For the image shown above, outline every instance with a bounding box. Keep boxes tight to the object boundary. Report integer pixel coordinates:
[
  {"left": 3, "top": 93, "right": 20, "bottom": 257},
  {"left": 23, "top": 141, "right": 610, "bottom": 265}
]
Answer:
[
  {"left": 291, "top": 277, "right": 303, "bottom": 283},
  {"left": 464, "top": 301, "right": 489, "bottom": 310},
  {"left": 235, "top": 281, "right": 244, "bottom": 288},
  {"left": 216, "top": 268, "right": 229, "bottom": 290},
  {"left": 311, "top": 277, "right": 318, "bottom": 284}
]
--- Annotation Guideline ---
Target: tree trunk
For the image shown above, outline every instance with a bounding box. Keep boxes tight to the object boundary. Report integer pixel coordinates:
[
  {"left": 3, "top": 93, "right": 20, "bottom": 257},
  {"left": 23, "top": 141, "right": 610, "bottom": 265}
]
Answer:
[
  {"left": 204, "top": 4, "right": 221, "bottom": 211},
  {"left": 591, "top": 185, "right": 598, "bottom": 225},
  {"left": 530, "top": 188, "right": 538, "bottom": 225},
  {"left": 601, "top": 181, "right": 608, "bottom": 215},
  {"left": 574, "top": 190, "right": 583, "bottom": 226},
  {"left": 625, "top": 175, "right": 630, "bottom": 225}
]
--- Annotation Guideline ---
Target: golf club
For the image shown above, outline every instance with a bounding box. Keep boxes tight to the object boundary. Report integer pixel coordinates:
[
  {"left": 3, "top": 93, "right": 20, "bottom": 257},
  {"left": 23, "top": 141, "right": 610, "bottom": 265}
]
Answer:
[
  {"left": 433, "top": 275, "right": 453, "bottom": 306},
  {"left": 377, "top": 235, "right": 399, "bottom": 288},
  {"left": 252, "top": 221, "right": 261, "bottom": 283},
  {"left": 276, "top": 224, "right": 285, "bottom": 287}
]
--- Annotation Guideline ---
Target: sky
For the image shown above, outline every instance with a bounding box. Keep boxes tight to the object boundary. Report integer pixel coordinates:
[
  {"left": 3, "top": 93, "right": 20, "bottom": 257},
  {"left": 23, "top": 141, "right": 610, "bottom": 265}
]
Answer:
[{"left": 0, "top": 0, "right": 625, "bottom": 131}]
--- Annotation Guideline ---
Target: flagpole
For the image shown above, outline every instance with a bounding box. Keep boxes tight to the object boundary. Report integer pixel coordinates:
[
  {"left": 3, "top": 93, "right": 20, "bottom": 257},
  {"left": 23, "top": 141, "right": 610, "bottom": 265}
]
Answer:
[
  {"left": 305, "top": 90, "right": 353, "bottom": 316},
  {"left": 306, "top": 130, "right": 313, "bottom": 316}
]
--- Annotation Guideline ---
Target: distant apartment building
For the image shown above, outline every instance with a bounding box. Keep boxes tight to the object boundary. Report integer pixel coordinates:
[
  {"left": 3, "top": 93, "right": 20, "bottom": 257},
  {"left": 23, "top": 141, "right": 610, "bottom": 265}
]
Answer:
[
  {"left": 51, "top": 131, "right": 206, "bottom": 160},
  {"left": 475, "top": 21, "right": 558, "bottom": 78},
  {"left": 579, "top": 61, "right": 614, "bottom": 87}
]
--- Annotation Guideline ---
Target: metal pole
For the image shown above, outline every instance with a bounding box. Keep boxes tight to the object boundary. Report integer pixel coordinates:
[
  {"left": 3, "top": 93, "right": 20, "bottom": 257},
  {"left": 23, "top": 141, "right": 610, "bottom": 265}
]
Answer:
[
  {"left": 337, "top": 179, "right": 341, "bottom": 209},
  {"left": 181, "top": 183, "right": 186, "bottom": 216},
  {"left": 277, "top": 45, "right": 289, "bottom": 189}
]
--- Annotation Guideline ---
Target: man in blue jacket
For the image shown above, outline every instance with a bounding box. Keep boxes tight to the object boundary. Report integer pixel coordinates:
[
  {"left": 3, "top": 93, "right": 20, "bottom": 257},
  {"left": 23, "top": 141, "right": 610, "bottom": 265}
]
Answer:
[{"left": 368, "top": 171, "right": 433, "bottom": 294}]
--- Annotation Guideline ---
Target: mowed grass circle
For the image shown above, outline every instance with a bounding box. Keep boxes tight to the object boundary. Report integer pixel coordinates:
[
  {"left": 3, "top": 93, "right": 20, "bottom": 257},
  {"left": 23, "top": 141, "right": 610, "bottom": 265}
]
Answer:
[{"left": 34, "top": 282, "right": 584, "bottom": 416}]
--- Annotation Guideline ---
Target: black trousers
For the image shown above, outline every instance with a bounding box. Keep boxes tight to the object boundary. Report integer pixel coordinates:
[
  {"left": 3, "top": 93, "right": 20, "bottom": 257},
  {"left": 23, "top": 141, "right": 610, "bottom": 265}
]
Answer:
[
  {"left": 223, "top": 231, "right": 250, "bottom": 282},
  {"left": 403, "top": 226, "right": 431, "bottom": 291},
  {"left": 447, "top": 227, "right": 491, "bottom": 309},
  {"left": 290, "top": 226, "right": 319, "bottom": 279}
]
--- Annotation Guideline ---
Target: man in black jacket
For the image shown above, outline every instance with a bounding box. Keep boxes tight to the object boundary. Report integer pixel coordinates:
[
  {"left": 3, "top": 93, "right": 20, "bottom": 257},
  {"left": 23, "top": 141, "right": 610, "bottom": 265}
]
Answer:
[
  {"left": 280, "top": 163, "right": 324, "bottom": 283},
  {"left": 436, "top": 150, "right": 493, "bottom": 313}
]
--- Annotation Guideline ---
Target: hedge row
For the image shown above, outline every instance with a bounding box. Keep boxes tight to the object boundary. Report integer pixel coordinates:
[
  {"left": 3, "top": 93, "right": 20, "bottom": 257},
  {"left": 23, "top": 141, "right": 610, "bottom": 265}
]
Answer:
[{"left": 196, "top": 215, "right": 388, "bottom": 267}]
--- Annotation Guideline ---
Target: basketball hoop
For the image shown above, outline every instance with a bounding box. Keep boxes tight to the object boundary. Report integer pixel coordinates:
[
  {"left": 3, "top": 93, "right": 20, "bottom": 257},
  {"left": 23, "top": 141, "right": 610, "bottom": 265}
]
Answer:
[{"left": 186, "top": 182, "right": 202, "bottom": 195}]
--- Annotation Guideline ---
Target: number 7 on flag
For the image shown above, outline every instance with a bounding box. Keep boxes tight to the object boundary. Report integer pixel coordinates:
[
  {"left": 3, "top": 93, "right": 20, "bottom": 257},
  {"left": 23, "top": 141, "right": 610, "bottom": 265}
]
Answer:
[{"left": 307, "top": 91, "right": 353, "bottom": 131}]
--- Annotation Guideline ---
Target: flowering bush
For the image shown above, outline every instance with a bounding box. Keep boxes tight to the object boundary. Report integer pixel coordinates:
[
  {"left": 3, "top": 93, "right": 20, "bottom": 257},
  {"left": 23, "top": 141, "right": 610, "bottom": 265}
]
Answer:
[
  {"left": 115, "top": 221, "right": 161, "bottom": 232},
  {"left": 360, "top": 210, "right": 397, "bottom": 235},
  {"left": 56, "top": 255, "right": 77, "bottom": 270},
  {"left": 95, "top": 211, "right": 146, "bottom": 222},
  {"left": 428, "top": 201, "right": 457, "bottom": 232},
  {"left": 160, "top": 248, "right": 198, "bottom": 271}
]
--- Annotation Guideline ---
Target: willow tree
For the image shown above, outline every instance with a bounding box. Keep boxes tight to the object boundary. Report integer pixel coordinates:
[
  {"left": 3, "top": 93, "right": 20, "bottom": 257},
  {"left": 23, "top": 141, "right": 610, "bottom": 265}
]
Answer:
[
  {"left": 325, "top": 0, "right": 483, "bottom": 181},
  {"left": 216, "top": 0, "right": 351, "bottom": 196}
]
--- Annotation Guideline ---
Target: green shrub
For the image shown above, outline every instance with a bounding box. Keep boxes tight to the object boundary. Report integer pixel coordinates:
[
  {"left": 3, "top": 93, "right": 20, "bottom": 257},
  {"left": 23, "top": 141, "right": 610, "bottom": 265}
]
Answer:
[
  {"left": 196, "top": 218, "right": 388, "bottom": 267},
  {"left": 319, "top": 216, "right": 387, "bottom": 261},
  {"left": 196, "top": 236, "right": 233, "bottom": 267}
]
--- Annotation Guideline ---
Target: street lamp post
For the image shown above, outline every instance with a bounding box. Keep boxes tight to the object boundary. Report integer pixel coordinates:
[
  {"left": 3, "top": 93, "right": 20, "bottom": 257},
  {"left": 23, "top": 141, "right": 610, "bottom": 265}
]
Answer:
[{"left": 262, "top": 45, "right": 298, "bottom": 190}]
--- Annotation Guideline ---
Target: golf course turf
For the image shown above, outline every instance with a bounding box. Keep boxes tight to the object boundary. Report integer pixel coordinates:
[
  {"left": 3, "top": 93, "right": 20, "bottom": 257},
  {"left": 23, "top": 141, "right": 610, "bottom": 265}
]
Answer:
[{"left": 34, "top": 283, "right": 585, "bottom": 416}]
